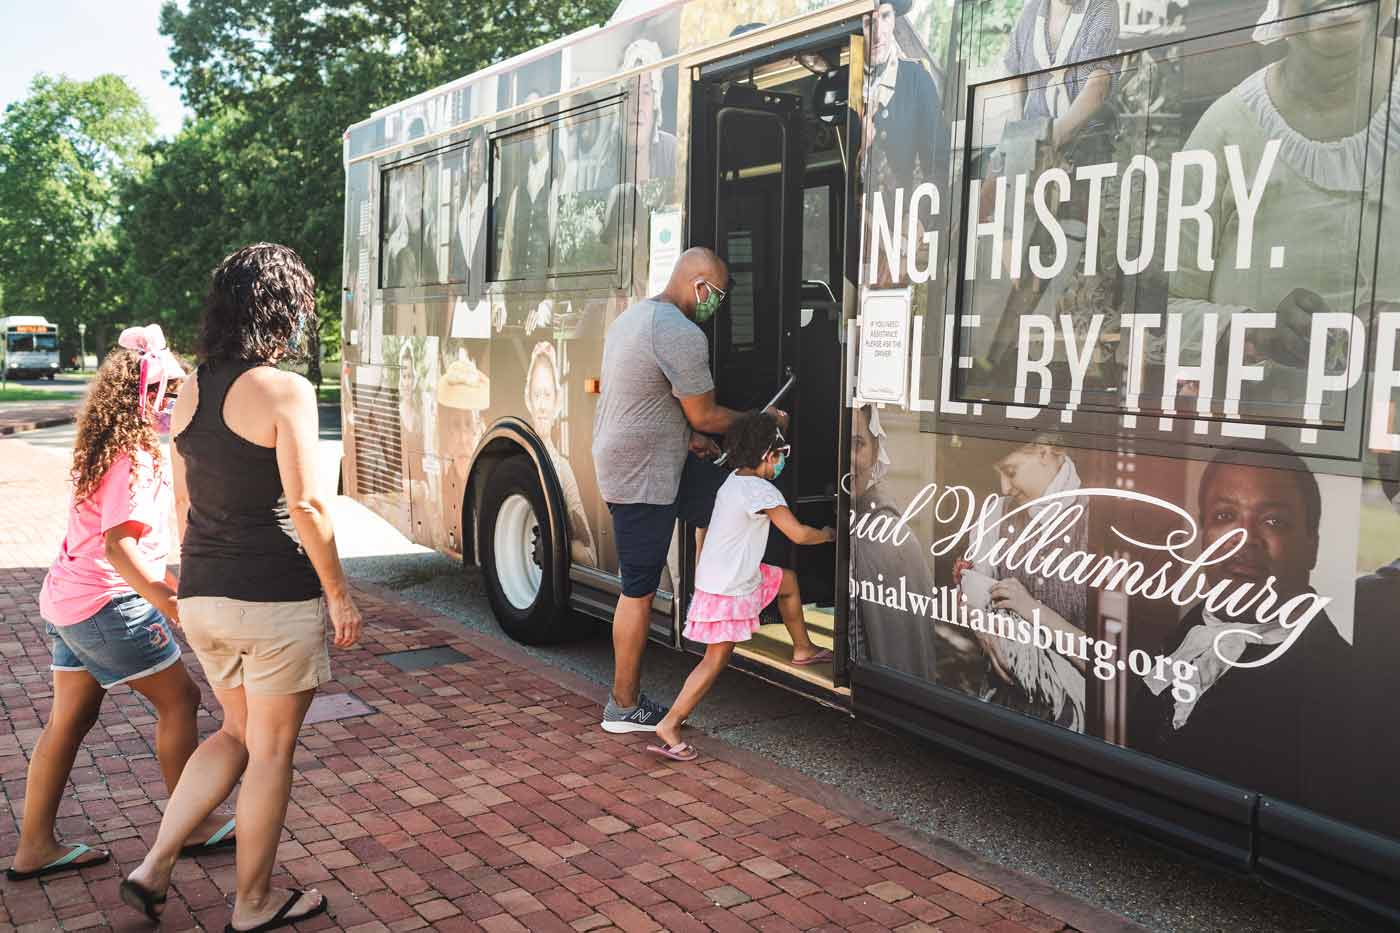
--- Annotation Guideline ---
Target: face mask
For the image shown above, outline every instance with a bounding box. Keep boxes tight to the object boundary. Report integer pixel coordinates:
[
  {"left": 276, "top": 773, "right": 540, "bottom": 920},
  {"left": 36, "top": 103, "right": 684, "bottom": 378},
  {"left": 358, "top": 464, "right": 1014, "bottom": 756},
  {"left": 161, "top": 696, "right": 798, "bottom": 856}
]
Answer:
[
  {"left": 694, "top": 284, "right": 722, "bottom": 323},
  {"left": 771, "top": 452, "right": 787, "bottom": 479}
]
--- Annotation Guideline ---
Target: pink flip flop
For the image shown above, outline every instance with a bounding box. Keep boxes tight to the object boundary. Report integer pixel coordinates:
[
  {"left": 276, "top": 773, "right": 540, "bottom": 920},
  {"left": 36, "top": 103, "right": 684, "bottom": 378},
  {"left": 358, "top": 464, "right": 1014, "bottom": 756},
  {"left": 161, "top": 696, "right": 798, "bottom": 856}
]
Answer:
[
  {"left": 646, "top": 741, "right": 698, "bottom": 762},
  {"left": 792, "top": 648, "right": 833, "bottom": 666}
]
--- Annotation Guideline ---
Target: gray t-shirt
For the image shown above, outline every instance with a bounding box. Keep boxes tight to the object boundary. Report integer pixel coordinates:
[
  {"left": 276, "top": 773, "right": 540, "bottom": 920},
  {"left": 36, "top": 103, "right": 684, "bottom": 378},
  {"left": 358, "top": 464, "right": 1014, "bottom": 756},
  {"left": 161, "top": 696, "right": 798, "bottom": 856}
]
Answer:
[{"left": 592, "top": 299, "right": 714, "bottom": 504}]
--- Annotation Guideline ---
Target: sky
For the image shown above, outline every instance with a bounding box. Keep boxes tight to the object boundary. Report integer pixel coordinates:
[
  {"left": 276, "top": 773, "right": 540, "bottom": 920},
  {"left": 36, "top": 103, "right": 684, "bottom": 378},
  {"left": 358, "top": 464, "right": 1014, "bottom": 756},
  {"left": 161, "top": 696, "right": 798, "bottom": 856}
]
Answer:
[{"left": 1, "top": 0, "right": 188, "bottom": 138}]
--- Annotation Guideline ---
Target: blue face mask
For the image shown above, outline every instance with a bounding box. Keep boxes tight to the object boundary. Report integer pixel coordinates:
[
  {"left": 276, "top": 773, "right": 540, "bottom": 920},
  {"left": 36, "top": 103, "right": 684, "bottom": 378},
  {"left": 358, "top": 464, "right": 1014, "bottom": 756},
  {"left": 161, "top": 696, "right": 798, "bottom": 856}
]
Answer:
[{"left": 771, "top": 452, "right": 787, "bottom": 479}]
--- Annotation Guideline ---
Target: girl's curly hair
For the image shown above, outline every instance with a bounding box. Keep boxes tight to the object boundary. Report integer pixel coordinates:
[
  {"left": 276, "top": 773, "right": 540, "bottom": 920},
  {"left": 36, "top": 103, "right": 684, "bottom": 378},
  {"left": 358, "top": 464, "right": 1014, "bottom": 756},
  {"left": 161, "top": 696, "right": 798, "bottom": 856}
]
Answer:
[
  {"left": 197, "top": 243, "right": 317, "bottom": 364},
  {"left": 71, "top": 349, "right": 162, "bottom": 503},
  {"left": 723, "top": 410, "right": 781, "bottom": 471}
]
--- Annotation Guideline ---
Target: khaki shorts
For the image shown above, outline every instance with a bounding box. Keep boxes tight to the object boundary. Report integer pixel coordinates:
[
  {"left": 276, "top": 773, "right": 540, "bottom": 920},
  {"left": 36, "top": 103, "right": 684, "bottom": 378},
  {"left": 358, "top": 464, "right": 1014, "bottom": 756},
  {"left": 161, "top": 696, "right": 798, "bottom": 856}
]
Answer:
[{"left": 179, "top": 596, "right": 330, "bottom": 695}]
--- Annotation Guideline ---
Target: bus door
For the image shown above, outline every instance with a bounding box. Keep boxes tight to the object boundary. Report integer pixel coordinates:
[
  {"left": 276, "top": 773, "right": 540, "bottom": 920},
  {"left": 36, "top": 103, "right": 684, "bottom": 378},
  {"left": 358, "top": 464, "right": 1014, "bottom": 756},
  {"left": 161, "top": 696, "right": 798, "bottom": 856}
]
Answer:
[{"left": 687, "top": 32, "right": 859, "bottom": 693}]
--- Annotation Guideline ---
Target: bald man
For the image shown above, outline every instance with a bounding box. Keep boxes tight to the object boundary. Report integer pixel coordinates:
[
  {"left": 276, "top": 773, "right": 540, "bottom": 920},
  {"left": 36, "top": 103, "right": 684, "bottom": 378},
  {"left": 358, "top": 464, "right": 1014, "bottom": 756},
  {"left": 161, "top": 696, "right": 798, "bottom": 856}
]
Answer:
[{"left": 592, "top": 248, "right": 770, "bottom": 732}]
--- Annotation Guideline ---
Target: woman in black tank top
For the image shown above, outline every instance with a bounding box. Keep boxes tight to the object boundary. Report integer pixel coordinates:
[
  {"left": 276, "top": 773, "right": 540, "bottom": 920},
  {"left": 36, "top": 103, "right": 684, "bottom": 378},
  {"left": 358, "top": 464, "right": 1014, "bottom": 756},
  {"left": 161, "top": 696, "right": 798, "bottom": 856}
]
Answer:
[{"left": 121, "top": 245, "right": 360, "bottom": 931}]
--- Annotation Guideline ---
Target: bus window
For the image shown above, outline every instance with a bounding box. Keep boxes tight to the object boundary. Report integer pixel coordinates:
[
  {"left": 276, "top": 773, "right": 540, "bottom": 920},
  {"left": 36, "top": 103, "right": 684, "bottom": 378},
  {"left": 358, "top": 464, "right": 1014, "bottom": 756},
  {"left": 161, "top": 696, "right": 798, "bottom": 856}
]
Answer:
[
  {"left": 492, "top": 124, "right": 552, "bottom": 280},
  {"left": 552, "top": 104, "right": 623, "bottom": 276},
  {"left": 951, "top": 8, "right": 1390, "bottom": 439},
  {"left": 490, "top": 99, "right": 625, "bottom": 281},
  {"left": 381, "top": 160, "right": 423, "bottom": 288},
  {"left": 450, "top": 145, "right": 485, "bottom": 285}
]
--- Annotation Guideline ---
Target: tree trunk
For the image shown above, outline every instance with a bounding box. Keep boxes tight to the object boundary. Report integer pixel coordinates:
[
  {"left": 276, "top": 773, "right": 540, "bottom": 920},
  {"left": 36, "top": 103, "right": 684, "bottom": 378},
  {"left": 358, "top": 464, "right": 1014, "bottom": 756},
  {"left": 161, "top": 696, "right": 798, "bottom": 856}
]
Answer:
[{"left": 307, "top": 326, "right": 323, "bottom": 388}]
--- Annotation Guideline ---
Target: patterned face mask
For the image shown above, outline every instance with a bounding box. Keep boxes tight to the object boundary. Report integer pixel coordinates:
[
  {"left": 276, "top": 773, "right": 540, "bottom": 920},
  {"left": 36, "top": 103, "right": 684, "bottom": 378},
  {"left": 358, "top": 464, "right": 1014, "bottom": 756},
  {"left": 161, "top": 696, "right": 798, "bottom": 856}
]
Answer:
[{"left": 693, "top": 280, "right": 727, "bottom": 323}]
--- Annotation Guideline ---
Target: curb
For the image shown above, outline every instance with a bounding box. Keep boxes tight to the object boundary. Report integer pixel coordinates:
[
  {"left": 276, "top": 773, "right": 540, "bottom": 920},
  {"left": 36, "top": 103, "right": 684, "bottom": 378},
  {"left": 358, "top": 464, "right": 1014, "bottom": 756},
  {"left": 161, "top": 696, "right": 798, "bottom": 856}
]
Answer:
[
  {"left": 0, "top": 414, "right": 76, "bottom": 436},
  {"left": 351, "top": 577, "right": 1152, "bottom": 933}
]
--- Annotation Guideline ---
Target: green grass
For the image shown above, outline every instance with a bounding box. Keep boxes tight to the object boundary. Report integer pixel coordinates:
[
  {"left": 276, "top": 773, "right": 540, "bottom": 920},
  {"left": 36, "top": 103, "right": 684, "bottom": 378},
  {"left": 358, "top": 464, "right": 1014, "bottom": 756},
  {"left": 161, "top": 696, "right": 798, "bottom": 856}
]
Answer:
[
  {"left": 318, "top": 375, "right": 341, "bottom": 407},
  {"left": 0, "top": 386, "right": 83, "bottom": 403}
]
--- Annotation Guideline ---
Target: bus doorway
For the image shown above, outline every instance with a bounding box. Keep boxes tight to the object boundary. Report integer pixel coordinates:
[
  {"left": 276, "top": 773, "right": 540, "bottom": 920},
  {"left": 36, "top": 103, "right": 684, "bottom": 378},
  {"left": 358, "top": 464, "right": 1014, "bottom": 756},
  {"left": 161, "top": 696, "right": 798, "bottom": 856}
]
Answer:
[{"left": 686, "top": 31, "right": 860, "bottom": 694}]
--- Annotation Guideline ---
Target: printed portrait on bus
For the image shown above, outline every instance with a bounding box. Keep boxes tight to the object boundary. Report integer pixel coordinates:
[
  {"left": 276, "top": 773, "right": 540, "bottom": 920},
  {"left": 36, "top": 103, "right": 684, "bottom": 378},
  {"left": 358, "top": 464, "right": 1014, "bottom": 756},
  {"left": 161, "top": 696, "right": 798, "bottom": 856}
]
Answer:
[
  {"left": 436, "top": 343, "right": 491, "bottom": 547},
  {"left": 452, "top": 142, "right": 488, "bottom": 284},
  {"left": 383, "top": 161, "right": 423, "bottom": 288},
  {"left": 494, "top": 92, "right": 553, "bottom": 280},
  {"left": 864, "top": 0, "right": 951, "bottom": 288},
  {"left": 848, "top": 405, "right": 944, "bottom": 681},
  {"left": 525, "top": 340, "right": 598, "bottom": 566},
  {"left": 392, "top": 335, "right": 448, "bottom": 548},
  {"left": 1118, "top": 442, "right": 1363, "bottom": 823},
  {"left": 1161, "top": 0, "right": 1400, "bottom": 424}
]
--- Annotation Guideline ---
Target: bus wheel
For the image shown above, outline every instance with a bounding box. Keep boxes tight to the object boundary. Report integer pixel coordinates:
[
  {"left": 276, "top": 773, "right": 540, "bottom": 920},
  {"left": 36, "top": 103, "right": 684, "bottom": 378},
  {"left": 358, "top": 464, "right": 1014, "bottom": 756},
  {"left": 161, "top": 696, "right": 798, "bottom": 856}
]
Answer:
[{"left": 480, "top": 457, "right": 575, "bottom": 644}]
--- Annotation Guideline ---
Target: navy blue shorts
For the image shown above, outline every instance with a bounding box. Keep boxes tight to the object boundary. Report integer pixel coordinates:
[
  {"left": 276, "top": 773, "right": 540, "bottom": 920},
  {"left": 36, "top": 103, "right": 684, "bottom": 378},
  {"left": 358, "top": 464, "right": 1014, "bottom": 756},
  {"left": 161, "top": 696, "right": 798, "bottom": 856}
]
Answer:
[{"left": 609, "top": 454, "right": 729, "bottom": 598}]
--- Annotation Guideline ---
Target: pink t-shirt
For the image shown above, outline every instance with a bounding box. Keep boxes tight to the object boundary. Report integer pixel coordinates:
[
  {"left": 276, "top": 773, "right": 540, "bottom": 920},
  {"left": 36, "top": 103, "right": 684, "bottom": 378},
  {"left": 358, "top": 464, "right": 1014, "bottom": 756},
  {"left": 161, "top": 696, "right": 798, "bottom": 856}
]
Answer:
[{"left": 39, "top": 450, "right": 173, "bottom": 626}]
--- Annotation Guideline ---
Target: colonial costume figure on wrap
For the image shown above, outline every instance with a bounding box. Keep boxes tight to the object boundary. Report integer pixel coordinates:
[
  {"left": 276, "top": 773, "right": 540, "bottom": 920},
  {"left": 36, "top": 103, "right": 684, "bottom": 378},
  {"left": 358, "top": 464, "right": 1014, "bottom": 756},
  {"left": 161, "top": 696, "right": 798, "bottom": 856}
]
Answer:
[
  {"left": 848, "top": 406, "right": 942, "bottom": 681},
  {"left": 864, "top": 0, "right": 948, "bottom": 287},
  {"left": 525, "top": 341, "right": 597, "bottom": 566},
  {"left": 977, "top": 0, "right": 1119, "bottom": 385},
  {"left": 1164, "top": 0, "right": 1400, "bottom": 419},
  {"left": 1138, "top": 443, "right": 1351, "bottom": 812},
  {"left": 955, "top": 436, "right": 1090, "bottom": 732},
  {"left": 497, "top": 92, "right": 554, "bottom": 279}
]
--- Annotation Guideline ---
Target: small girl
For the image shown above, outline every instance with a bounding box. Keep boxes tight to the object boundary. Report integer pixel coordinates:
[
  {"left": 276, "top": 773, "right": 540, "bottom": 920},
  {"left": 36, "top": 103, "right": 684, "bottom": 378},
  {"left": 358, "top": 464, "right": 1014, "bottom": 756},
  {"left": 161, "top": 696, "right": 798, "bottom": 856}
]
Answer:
[
  {"left": 648, "top": 411, "right": 835, "bottom": 762},
  {"left": 7, "top": 326, "right": 234, "bottom": 884}
]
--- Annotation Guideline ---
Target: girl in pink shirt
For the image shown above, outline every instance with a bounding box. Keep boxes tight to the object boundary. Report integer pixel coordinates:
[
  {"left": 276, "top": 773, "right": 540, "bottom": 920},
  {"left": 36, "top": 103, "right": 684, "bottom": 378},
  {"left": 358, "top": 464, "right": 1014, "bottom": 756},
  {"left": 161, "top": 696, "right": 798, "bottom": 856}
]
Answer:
[{"left": 7, "top": 326, "right": 235, "bottom": 883}]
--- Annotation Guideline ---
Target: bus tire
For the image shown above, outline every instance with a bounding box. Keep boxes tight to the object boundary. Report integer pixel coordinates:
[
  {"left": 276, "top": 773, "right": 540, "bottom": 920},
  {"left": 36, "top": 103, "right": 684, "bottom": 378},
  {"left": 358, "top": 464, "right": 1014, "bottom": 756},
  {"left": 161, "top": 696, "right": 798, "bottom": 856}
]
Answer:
[{"left": 479, "top": 456, "right": 580, "bottom": 644}]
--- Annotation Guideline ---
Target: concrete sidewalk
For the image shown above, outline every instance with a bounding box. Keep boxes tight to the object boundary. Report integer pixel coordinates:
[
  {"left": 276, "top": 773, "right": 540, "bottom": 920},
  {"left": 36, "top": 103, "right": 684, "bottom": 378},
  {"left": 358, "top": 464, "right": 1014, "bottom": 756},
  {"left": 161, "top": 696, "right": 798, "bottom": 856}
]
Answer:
[{"left": 0, "top": 436, "right": 1145, "bottom": 932}]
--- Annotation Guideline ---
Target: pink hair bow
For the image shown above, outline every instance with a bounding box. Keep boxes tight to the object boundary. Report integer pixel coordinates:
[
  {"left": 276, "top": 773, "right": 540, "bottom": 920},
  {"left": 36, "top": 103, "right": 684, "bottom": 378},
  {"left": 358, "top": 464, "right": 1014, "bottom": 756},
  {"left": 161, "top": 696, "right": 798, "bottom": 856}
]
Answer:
[{"left": 118, "top": 324, "right": 185, "bottom": 416}]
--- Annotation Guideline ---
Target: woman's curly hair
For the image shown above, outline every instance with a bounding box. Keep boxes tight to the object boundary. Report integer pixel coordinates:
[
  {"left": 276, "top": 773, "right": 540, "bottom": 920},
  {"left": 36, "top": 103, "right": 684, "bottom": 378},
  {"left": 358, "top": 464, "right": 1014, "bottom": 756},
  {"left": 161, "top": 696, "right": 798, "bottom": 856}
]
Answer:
[
  {"left": 197, "top": 243, "right": 317, "bottom": 364},
  {"left": 723, "top": 410, "right": 781, "bottom": 471},
  {"left": 71, "top": 349, "right": 162, "bottom": 503}
]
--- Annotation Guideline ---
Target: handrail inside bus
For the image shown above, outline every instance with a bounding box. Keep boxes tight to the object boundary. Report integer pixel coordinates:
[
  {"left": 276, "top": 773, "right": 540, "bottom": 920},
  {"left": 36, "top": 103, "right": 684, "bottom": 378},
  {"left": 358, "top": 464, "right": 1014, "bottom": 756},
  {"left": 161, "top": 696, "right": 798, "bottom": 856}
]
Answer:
[{"left": 714, "top": 369, "right": 797, "bottom": 467}]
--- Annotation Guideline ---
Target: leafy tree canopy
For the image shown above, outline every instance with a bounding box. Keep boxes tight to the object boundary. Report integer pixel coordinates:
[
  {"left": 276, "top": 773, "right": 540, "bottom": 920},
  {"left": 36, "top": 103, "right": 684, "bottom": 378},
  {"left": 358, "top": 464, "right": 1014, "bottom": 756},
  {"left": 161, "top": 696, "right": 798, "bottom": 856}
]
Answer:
[{"left": 0, "top": 74, "right": 154, "bottom": 350}]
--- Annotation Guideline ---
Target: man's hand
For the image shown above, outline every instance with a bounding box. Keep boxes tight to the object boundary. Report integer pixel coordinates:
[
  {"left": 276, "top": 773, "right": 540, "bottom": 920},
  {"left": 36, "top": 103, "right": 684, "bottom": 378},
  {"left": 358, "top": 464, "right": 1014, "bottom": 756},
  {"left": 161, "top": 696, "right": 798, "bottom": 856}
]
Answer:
[
  {"left": 689, "top": 432, "right": 720, "bottom": 459},
  {"left": 1270, "top": 288, "right": 1330, "bottom": 368},
  {"left": 764, "top": 406, "right": 790, "bottom": 432},
  {"left": 821, "top": 526, "right": 838, "bottom": 543}
]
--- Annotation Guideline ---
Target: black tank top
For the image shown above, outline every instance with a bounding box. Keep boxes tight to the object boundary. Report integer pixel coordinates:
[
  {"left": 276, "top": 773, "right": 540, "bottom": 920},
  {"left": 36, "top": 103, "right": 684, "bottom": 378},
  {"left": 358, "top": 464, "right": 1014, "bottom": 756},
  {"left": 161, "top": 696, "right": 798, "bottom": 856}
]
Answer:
[{"left": 176, "top": 362, "right": 321, "bottom": 601}]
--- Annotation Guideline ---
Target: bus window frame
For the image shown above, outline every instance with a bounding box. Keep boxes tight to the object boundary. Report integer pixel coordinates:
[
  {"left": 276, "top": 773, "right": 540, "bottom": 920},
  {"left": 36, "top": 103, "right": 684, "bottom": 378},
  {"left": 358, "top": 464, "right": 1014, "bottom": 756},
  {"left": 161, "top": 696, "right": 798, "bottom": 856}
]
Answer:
[
  {"left": 930, "top": 16, "right": 1393, "bottom": 470},
  {"left": 378, "top": 138, "right": 475, "bottom": 294},
  {"left": 484, "top": 91, "right": 635, "bottom": 294}
]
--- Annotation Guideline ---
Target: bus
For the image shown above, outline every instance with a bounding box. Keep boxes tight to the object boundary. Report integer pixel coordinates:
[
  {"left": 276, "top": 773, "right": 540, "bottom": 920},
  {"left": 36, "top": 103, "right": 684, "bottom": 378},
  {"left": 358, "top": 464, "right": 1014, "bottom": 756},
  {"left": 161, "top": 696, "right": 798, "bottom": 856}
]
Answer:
[
  {"left": 1, "top": 315, "right": 60, "bottom": 380},
  {"left": 342, "top": 0, "right": 1400, "bottom": 922}
]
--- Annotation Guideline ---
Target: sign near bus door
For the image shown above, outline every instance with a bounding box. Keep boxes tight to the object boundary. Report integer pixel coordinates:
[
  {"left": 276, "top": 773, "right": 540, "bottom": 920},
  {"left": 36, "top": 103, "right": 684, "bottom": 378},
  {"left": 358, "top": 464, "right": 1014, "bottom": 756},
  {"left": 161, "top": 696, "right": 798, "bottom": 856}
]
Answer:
[{"left": 856, "top": 288, "right": 911, "bottom": 405}]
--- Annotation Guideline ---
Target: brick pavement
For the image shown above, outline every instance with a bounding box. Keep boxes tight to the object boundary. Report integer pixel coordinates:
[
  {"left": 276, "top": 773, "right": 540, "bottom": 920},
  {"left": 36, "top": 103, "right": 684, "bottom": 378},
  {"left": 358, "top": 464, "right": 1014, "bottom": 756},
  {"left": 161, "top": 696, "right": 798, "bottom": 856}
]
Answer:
[
  {"left": 0, "top": 400, "right": 81, "bottom": 436},
  {"left": 0, "top": 436, "right": 1145, "bottom": 933}
]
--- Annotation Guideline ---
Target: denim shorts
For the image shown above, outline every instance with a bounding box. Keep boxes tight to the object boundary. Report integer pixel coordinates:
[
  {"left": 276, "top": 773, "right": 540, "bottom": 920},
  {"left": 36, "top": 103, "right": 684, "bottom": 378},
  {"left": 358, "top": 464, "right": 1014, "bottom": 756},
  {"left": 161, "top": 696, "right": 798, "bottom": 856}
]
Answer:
[{"left": 49, "top": 594, "right": 181, "bottom": 689}]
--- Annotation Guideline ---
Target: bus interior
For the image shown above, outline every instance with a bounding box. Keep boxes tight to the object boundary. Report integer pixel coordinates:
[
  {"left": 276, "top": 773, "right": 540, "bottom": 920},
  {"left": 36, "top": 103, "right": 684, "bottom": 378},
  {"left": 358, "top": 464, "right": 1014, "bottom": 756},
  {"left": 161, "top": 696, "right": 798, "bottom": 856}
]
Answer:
[{"left": 687, "top": 31, "right": 857, "bottom": 690}]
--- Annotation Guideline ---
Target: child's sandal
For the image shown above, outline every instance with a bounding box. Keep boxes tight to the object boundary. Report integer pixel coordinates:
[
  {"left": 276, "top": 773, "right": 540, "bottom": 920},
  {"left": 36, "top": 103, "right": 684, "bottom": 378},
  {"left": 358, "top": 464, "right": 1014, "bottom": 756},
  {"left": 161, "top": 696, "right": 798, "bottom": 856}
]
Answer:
[{"left": 645, "top": 741, "right": 698, "bottom": 762}]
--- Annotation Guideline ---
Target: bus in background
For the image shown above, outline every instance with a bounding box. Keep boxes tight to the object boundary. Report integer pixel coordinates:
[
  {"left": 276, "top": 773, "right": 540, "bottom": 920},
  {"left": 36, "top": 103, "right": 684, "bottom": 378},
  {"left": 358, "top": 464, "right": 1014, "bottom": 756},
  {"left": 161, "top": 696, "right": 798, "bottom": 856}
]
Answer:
[
  {"left": 342, "top": 0, "right": 1400, "bottom": 923},
  {"left": 1, "top": 316, "right": 60, "bottom": 380}
]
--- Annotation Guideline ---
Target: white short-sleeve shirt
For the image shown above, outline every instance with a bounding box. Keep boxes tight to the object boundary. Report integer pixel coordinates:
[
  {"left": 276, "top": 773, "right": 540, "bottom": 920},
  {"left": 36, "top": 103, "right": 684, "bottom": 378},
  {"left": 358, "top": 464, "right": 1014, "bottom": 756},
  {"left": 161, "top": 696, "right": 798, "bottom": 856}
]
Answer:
[{"left": 694, "top": 473, "right": 787, "bottom": 597}]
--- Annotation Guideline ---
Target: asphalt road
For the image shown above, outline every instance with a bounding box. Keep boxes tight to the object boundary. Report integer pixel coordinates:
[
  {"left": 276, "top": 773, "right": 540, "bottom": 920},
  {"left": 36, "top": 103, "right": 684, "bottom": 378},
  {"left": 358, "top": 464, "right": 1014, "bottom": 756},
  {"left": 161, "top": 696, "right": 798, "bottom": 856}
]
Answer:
[
  {"left": 0, "top": 373, "right": 91, "bottom": 393},
  {"left": 15, "top": 414, "right": 1361, "bottom": 933}
]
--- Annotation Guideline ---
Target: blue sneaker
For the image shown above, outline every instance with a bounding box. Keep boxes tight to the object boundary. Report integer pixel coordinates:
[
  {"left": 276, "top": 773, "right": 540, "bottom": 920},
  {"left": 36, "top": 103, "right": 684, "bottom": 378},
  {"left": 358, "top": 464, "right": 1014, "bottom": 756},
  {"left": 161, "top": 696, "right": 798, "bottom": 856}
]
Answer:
[{"left": 601, "top": 693, "right": 669, "bottom": 733}]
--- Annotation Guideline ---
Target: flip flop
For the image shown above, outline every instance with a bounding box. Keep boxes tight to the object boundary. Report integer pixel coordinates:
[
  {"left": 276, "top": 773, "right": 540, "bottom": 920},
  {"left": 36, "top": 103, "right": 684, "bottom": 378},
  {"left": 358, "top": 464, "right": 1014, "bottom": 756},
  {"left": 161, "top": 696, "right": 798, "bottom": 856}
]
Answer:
[
  {"left": 646, "top": 741, "right": 698, "bottom": 762},
  {"left": 180, "top": 817, "right": 236, "bottom": 857},
  {"left": 120, "top": 877, "right": 168, "bottom": 923},
  {"left": 224, "top": 889, "right": 329, "bottom": 933},
  {"left": 5, "top": 843, "right": 110, "bottom": 881},
  {"left": 791, "top": 648, "right": 834, "bottom": 666}
]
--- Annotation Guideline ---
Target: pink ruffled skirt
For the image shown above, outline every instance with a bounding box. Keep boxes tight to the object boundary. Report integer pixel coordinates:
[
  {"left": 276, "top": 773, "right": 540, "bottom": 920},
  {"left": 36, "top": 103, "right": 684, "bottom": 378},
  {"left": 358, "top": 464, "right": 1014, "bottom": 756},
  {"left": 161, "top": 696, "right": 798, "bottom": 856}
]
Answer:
[{"left": 683, "top": 564, "right": 784, "bottom": 644}]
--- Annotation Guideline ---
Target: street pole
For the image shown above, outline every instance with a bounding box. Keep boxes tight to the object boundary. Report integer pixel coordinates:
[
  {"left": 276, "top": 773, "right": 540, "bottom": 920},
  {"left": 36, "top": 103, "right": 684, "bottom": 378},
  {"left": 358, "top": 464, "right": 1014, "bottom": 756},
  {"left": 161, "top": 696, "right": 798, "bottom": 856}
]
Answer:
[{"left": 78, "top": 323, "right": 87, "bottom": 373}]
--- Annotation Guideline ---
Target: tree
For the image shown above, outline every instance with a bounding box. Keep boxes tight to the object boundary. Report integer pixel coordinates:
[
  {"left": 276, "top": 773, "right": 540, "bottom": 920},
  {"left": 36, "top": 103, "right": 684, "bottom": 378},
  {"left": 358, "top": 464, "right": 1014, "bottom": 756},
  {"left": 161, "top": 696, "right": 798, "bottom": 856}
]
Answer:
[
  {"left": 0, "top": 75, "right": 155, "bottom": 358},
  {"left": 145, "top": 0, "right": 616, "bottom": 382}
]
